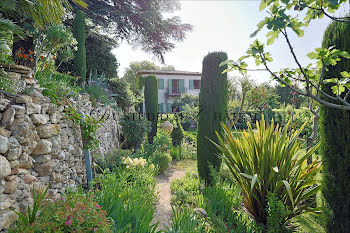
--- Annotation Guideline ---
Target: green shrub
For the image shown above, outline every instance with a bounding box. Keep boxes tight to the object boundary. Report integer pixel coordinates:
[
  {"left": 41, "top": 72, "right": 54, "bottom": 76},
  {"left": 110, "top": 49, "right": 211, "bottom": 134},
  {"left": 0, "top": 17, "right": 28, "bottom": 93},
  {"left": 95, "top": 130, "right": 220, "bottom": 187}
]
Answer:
[
  {"left": 152, "top": 151, "right": 172, "bottom": 173},
  {"left": 94, "top": 149, "right": 132, "bottom": 171},
  {"left": 181, "top": 104, "right": 198, "bottom": 130},
  {"left": 213, "top": 116, "right": 321, "bottom": 225},
  {"left": 170, "top": 141, "right": 196, "bottom": 161},
  {"left": 13, "top": 191, "right": 113, "bottom": 233},
  {"left": 93, "top": 165, "right": 157, "bottom": 232},
  {"left": 144, "top": 75, "right": 158, "bottom": 143},
  {"left": 166, "top": 206, "right": 206, "bottom": 233},
  {"left": 170, "top": 172, "right": 203, "bottom": 207},
  {"left": 171, "top": 117, "right": 185, "bottom": 146},
  {"left": 266, "top": 193, "right": 292, "bottom": 233},
  {"left": 120, "top": 113, "right": 151, "bottom": 150},
  {"left": 204, "top": 182, "right": 259, "bottom": 233},
  {"left": 197, "top": 52, "right": 228, "bottom": 184},
  {"left": 73, "top": 10, "right": 86, "bottom": 80},
  {"left": 320, "top": 20, "right": 350, "bottom": 233},
  {"left": 35, "top": 71, "right": 81, "bottom": 103},
  {"left": 142, "top": 129, "right": 172, "bottom": 159}
]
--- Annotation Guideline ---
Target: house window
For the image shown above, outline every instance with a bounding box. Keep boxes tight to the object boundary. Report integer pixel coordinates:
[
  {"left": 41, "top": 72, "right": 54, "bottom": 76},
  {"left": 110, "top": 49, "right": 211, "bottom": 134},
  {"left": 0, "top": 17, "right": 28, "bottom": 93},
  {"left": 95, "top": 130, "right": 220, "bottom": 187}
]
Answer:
[
  {"left": 172, "top": 79, "right": 180, "bottom": 95},
  {"left": 158, "top": 79, "right": 164, "bottom": 89},
  {"left": 194, "top": 80, "right": 200, "bottom": 89}
]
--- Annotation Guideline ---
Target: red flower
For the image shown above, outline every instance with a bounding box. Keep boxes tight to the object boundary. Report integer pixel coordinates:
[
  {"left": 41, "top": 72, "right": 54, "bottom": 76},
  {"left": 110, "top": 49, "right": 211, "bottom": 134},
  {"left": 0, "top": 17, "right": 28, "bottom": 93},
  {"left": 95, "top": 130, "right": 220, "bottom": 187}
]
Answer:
[
  {"left": 77, "top": 76, "right": 81, "bottom": 80},
  {"left": 65, "top": 220, "right": 72, "bottom": 226},
  {"left": 96, "top": 204, "right": 101, "bottom": 209},
  {"left": 44, "top": 64, "right": 48, "bottom": 68},
  {"left": 93, "top": 228, "right": 98, "bottom": 232},
  {"left": 53, "top": 56, "right": 56, "bottom": 60},
  {"left": 40, "top": 56, "right": 44, "bottom": 59},
  {"left": 28, "top": 50, "right": 34, "bottom": 55}
]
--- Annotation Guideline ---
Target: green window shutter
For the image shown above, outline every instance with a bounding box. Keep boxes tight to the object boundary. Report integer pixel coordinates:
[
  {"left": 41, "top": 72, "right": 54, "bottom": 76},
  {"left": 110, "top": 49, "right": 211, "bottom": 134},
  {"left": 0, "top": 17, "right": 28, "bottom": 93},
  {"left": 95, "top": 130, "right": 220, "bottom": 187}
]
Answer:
[
  {"left": 167, "top": 103, "right": 172, "bottom": 113},
  {"left": 168, "top": 79, "right": 172, "bottom": 93},
  {"left": 189, "top": 80, "right": 194, "bottom": 90},
  {"left": 159, "top": 79, "right": 164, "bottom": 89},
  {"left": 159, "top": 103, "right": 164, "bottom": 113},
  {"left": 180, "top": 79, "right": 185, "bottom": 94}
]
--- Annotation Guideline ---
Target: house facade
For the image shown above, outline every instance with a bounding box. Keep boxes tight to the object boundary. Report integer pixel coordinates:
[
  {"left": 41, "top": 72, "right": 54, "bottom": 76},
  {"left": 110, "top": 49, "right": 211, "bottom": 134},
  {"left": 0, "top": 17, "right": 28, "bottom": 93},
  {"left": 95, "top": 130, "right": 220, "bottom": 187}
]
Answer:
[{"left": 137, "top": 70, "right": 201, "bottom": 113}]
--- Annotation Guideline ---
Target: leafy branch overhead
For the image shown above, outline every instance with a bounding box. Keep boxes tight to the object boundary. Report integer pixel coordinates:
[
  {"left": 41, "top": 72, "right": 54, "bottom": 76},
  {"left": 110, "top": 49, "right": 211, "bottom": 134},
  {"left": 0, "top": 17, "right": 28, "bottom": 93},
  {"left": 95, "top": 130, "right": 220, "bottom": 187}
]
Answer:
[
  {"left": 221, "top": 0, "right": 350, "bottom": 110},
  {"left": 84, "top": 0, "right": 193, "bottom": 62}
]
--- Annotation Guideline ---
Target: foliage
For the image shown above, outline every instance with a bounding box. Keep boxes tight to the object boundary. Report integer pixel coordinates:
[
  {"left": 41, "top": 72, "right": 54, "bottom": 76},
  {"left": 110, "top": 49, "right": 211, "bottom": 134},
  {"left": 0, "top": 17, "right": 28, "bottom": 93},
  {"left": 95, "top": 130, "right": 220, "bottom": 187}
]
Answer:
[
  {"left": 109, "top": 78, "right": 139, "bottom": 111},
  {"left": 173, "top": 93, "right": 198, "bottom": 110},
  {"left": 35, "top": 71, "right": 81, "bottom": 103},
  {"left": 166, "top": 206, "right": 206, "bottom": 233},
  {"left": 212, "top": 116, "right": 322, "bottom": 225},
  {"left": 152, "top": 151, "right": 172, "bottom": 173},
  {"left": 180, "top": 104, "right": 198, "bottom": 131},
  {"left": 92, "top": 166, "right": 158, "bottom": 233},
  {"left": 12, "top": 185, "right": 49, "bottom": 228},
  {"left": 83, "top": 70, "right": 113, "bottom": 105},
  {"left": 120, "top": 113, "right": 151, "bottom": 150},
  {"left": 170, "top": 141, "right": 196, "bottom": 161},
  {"left": 197, "top": 51, "right": 228, "bottom": 184},
  {"left": 84, "top": 0, "right": 192, "bottom": 61},
  {"left": 274, "top": 85, "right": 306, "bottom": 109},
  {"left": 65, "top": 106, "right": 104, "bottom": 150},
  {"left": 221, "top": 0, "right": 350, "bottom": 110},
  {"left": 266, "top": 193, "right": 292, "bottom": 233},
  {"left": 123, "top": 60, "right": 174, "bottom": 87},
  {"left": 13, "top": 191, "right": 112, "bottom": 233},
  {"left": 73, "top": 10, "right": 86, "bottom": 80},
  {"left": 94, "top": 149, "right": 132, "bottom": 171},
  {"left": 144, "top": 75, "right": 158, "bottom": 143},
  {"left": 170, "top": 172, "right": 203, "bottom": 207},
  {"left": 0, "top": 71, "right": 15, "bottom": 93},
  {"left": 204, "top": 181, "right": 260, "bottom": 233},
  {"left": 246, "top": 83, "right": 280, "bottom": 114},
  {"left": 86, "top": 31, "right": 118, "bottom": 79},
  {"left": 171, "top": 117, "right": 185, "bottom": 147},
  {"left": 36, "top": 24, "right": 77, "bottom": 72},
  {"left": 320, "top": 19, "right": 350, "bottom": 233}
]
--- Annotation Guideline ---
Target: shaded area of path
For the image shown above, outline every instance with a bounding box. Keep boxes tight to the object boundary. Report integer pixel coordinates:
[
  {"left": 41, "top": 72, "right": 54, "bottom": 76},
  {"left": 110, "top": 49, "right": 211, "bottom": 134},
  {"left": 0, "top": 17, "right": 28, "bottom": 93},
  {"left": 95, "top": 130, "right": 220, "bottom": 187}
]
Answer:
[{"left": 151, "top": 166, "right": 187, "bottom": 230}]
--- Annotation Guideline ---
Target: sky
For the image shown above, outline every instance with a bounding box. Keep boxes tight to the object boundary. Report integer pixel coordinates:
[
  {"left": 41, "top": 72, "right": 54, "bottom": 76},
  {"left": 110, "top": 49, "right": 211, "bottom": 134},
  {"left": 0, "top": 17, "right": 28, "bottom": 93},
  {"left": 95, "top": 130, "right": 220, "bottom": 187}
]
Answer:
[{"left": 112, "top": 1, "right": 348, "bottom": 83}]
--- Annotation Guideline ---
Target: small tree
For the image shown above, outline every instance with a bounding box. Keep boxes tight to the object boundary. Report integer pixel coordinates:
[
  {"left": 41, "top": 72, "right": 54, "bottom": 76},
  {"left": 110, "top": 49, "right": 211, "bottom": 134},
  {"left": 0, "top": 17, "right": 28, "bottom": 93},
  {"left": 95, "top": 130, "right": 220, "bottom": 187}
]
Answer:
[
  {"left": 197, "top": 51, "right": 228, "bottom": 184},
  {"left": 320, "top": 20, "right": 350, "bottom": 233},
  {"left": 73, "top": 10, "right": 86, "bottom": 81},
  {"left": 144, "top": 75, "right": 158, "bottom": 143},
  {"left": 171, "top": 117, "right": 184, "bottom": 147}
]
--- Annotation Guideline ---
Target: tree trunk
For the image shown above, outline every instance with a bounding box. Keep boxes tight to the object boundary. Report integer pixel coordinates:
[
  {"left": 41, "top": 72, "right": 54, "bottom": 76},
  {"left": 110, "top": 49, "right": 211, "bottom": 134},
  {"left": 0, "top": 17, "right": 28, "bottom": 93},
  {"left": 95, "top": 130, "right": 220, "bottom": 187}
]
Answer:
[{"left": 306, "top": 108, "right": 319, "bottom": 164}]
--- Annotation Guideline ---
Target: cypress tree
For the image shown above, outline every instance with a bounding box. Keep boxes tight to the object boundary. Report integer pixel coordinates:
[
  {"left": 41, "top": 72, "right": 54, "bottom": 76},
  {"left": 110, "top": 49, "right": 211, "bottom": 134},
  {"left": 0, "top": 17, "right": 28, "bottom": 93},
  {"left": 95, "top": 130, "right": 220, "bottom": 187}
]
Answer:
[
  {"left": 197, "top": 52, "right": 228, "bottom": 184},
  {"left": 144, "top": 75, "right": 158, "bottom": 143},
  {"left": 320, "top": 21, "right": 350, "bottom": 233},
  {"left": 171, "top": 117, "right": 185, "bottom": 147},
  {"left": 73, "top": 10, "right": 86, "bottom": 81}
]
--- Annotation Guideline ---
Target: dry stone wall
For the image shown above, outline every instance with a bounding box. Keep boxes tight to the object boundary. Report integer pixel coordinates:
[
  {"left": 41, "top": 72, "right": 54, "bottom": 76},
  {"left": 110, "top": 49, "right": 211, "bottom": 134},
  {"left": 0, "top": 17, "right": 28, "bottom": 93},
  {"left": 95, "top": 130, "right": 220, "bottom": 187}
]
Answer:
[{"left": 0, "top": 65, "right": 120, "bottom": 231}]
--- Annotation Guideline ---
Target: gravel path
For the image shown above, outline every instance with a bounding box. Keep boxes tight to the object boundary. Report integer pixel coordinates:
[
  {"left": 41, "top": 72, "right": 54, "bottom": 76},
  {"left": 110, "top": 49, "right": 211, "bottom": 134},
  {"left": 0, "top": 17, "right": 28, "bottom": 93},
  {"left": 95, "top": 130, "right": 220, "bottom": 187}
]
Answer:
[{"left": 151, "top": 166, "right": 187, "bottom": 230}]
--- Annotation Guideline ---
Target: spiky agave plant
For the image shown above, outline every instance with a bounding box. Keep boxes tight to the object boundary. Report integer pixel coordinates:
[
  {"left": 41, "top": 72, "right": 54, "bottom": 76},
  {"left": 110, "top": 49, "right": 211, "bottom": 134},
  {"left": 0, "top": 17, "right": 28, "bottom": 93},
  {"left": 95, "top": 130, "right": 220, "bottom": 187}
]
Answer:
[{"left": 212, "top": 116, "right": 322, "bottom": 225}]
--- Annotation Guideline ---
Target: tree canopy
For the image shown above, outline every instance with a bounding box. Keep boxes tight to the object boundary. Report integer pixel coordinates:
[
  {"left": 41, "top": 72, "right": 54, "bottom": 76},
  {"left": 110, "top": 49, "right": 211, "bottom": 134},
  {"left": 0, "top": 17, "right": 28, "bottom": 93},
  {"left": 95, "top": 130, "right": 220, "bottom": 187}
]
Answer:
[{"left": 83, "top": 0, "right": 193, "bottom": 62}]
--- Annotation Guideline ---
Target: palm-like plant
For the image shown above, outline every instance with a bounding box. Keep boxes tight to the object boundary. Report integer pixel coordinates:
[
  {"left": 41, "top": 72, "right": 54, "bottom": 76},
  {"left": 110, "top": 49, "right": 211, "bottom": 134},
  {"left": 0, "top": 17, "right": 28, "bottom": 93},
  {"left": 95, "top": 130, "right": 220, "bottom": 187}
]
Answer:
[{"left": 212, "top": 116, "right": 321, "bottom": 225}]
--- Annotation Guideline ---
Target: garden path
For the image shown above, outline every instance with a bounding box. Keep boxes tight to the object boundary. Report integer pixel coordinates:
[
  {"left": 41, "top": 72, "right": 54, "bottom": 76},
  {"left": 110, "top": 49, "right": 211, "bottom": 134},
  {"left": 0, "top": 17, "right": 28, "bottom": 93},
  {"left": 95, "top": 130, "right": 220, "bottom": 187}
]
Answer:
[{"left": 151, "top": 165, "right": 187, "bottom": 230}]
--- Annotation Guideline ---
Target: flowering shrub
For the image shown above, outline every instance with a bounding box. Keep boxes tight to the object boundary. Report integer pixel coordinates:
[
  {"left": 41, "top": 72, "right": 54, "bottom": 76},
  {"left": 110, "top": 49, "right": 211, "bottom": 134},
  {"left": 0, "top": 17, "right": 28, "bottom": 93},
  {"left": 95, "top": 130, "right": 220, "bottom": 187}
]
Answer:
[
  {"left": 122, "top": 156, "right": 150, "bottom": 169},
  {"left": 13, "top": 193, "right": 113, "bottom": 233}
]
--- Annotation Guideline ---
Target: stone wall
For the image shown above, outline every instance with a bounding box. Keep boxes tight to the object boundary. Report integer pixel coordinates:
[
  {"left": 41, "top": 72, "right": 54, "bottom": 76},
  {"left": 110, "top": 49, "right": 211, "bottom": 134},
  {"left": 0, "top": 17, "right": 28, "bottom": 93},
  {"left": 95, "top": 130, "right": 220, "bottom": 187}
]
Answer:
[{"left": 0, "top": 65, "right": 120, "bottom": 231}]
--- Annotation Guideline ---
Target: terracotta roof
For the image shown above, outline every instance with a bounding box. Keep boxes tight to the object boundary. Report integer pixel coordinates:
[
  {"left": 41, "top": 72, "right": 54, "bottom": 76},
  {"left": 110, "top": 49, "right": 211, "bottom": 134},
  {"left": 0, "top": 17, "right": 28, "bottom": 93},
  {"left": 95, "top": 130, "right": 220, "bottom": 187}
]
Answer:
[{"left": 136, "top": 70, "right": 201, "bottom": 76}]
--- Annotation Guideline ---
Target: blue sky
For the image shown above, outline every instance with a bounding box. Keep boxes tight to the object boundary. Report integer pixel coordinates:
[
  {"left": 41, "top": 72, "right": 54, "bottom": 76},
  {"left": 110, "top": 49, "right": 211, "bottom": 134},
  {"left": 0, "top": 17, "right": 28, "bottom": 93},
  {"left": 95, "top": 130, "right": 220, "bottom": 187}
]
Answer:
[{"left": 113, "top": 1, "right": 348, "bottom": 83}]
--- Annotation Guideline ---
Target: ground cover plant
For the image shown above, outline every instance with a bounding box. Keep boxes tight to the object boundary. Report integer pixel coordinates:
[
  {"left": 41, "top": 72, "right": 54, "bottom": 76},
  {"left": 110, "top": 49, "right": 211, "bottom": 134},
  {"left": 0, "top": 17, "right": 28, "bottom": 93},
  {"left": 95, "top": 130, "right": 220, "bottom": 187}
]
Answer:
[
  {"left": 92, "top": 162, "right": 158, "bottom": 233},
  {"left": 12, "top": 187, "right": 113, "bottom": 233}
]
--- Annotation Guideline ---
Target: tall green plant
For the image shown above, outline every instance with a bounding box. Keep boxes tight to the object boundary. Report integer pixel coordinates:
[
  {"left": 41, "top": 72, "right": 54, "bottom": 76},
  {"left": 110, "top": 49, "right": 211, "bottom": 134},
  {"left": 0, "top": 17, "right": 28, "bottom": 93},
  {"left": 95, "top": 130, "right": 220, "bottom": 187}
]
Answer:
[
  {"left": 212, "top": 116, "right": 321, "bottom": 225},
  {"left": 197, "top": 51, "right": 228, "bottom": 184},
  {"left": 171, "top": 117, "right": 184, "bottom": 147},
  {"left": 320, "top": 20, "right": 350, "bottom": 233},
  {"left": 144, "top": 75, "right": 158, "bottom": 143},
  {"left": 73, "top": 10, "right": 86, "bottom": 80}
]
